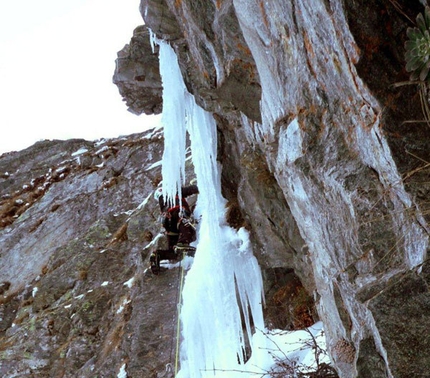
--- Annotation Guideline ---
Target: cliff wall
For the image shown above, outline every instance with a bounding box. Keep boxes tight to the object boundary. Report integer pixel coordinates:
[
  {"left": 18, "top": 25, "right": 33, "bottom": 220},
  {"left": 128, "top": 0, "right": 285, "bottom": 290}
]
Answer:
[
  {"left": 1, "top": 1, "right": 430, "bottom": 377},
  {"left": 116, "top": 1, "right": 430, "bottom": 377}
]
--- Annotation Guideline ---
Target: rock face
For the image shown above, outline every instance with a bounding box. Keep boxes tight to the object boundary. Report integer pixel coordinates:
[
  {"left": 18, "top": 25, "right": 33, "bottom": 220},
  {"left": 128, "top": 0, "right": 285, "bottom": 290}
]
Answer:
[
  {"left": 114, "top": 1, "right": 429, "bottom": 377},
  {"left": 2, "top": 1, "right": 430, "bottom": 378},
  {"left": 0, "top": 131, "right": 193, "bottom": 376},
  {"left": 0, "top": 131, "right": 302, "bottom": 377},
  {"left": 113, "top": 26, "right": 163, "bottom": 115}
]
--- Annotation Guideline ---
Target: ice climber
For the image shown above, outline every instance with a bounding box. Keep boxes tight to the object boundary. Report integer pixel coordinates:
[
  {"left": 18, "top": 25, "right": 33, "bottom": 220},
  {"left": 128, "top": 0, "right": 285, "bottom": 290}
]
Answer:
[{"left": 150, "top": 184, "right": 199, "bottom": 274}]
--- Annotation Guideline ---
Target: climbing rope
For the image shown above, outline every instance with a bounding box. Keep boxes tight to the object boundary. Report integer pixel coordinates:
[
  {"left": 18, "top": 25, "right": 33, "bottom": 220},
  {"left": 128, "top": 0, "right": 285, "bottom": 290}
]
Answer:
[
  {"left": 168, "top": 264, "right": 180, "bottom": 372},
  {"left": 168, "top": 253, "right": 182, "bottom": 374},
  {"left": 174, "top": 251, "right": 186, "bottom": 375}
]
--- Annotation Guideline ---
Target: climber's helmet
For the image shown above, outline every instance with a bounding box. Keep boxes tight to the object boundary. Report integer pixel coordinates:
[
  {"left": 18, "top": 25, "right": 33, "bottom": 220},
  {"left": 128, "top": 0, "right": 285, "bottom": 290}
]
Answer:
[{"left": 154, "top": 188, "right": 163, "bottom": 202}]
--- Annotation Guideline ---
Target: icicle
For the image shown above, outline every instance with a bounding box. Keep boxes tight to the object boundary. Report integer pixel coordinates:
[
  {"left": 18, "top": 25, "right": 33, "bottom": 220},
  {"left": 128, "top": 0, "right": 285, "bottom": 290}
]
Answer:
[
  {"left": 158, "top": 40, "right": 187, "bottom": 206},
  {"left": 157, "top": 40, "right": 266, "bottom": 377},
  {"left": 148, "top": 28, "right": 156, "bottom": 54}
]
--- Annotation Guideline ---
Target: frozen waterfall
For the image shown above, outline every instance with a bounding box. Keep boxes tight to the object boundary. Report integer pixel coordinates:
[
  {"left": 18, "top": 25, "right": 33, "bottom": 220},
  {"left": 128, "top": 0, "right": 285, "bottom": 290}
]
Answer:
[
  {"left": 155, "top": 38, "right": 331, "bottom": 378},
  {"left": 157, "top": 40, "right": 265, "bottom": 377}
]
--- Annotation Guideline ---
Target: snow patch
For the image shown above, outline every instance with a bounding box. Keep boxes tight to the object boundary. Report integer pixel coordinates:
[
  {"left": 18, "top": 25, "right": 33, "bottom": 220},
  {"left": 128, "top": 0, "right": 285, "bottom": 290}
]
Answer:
[
  {"left": 71, "top": 148, "right": 88, "bottom": 157},
  {"left": 245, "top": 322, "right": 330, "bottom": 376},
  {"left": 144, "top": 160, "right": 162, "bottom": 171},
  {"left": 142, "top": 233, "right": 164, "bottom": 251},
  {"left": 160, "top": 255, "right": 194, "bottom": 271},
  {"left": 123, "top": 277, "right": 135, "bottom": 288},
  {"left": 117, "top": 298, "right": 131, "bottom": 314},
  {"left": 95, "top": 146, "right": 109, "bottom": 155},
  {"left": 117, "top": 363, "right": 127, "bottom": 378},
  {"left": 55, "top": 166, "right": 68, "bottom": 174},
  {"left": 136, "top": 191, "right": 153, "bottom": 211},
  {"left": 94, "top": 139, "right": 107, "bottom": 147},
  {"left": 114, "top": 210, "right": 133, "bottom": 217}
]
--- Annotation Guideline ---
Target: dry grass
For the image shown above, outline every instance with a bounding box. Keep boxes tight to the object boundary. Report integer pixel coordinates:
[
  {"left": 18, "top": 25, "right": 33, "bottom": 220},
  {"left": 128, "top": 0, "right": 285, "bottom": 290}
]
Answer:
[
  {"left": 225, "top": 201, "right": 245, "bottom": 230},
  {"left": 332, "top": 339, "right": 355, "bottom": 364},
  {"left": 107, "top": 223, "right": 129, "bottom": 246},
  {"left": 265, "top": 275, "right": 315, "bottom": 331}
]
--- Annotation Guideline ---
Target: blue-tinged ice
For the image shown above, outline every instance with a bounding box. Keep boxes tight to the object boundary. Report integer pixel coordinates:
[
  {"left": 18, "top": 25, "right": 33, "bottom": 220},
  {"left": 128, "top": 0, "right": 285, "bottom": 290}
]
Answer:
[
  {"left": 157, "top": 39, "right": 331, "bottom": 377},
  {"left": 158, "top": 40, "right": 187, "bottom": 207},
  {"left": 157, "top": 40, "right": 266, "bottom": 377}
]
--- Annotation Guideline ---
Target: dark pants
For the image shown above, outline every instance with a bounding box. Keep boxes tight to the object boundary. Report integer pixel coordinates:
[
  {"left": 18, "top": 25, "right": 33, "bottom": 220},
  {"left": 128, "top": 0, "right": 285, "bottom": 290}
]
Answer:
[
  {"left": 150, "top": 218, "right": 196, "bottom": 274},
  {"left": 177, "top": 218, "right": 196, "bottom": 244},
  {"left": 154, "top": 243, "right": 196, "bottom": 263},
  {"left": 167, "top": 234, "right": 179, "bottom": 251},
  {"left": 155, "top": 249, "right": 178, "bottom": 261}
]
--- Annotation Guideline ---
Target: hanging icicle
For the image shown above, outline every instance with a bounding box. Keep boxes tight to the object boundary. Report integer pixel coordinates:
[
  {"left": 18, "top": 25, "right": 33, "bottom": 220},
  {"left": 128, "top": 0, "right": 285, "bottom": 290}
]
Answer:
[
  {"left": 157, "top": 40, "right": 265, "bottom": 377},
  {"left": 158, "top": 39, "right": 187, "bottom": 206}
]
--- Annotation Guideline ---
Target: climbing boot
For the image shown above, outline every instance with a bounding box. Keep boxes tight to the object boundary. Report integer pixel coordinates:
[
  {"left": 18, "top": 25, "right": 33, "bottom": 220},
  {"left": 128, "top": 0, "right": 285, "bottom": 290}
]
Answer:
[
  {"left": 150, "top": 252, "right": 160, "bottom": 275},
  {"left": 174, "top": 243, "right": 196, "bottom": 257}
]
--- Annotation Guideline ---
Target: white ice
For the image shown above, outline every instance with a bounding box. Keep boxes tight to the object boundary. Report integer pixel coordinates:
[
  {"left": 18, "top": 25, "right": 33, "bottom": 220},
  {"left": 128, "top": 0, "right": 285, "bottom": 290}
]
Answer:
[
  {"left": 71, "top": 147, "right": 88, "bottom": 157},
  {"left": 157, "top": 39, "right": 331, "bottom": 377},
  {"left": 158, "top": 39, "right": 187, "bottom": 207},
  {"left": 117, "top": 363, "right": 127, "bottom": 378},
  {"left": 158, "top": 40, "right": 265, "bottom": 378}
]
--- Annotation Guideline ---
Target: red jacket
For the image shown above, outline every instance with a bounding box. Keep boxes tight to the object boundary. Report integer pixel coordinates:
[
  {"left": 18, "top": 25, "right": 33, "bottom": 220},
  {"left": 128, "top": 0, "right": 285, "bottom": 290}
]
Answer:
[{"left": 158, "top": 185, "right": 199, "bottom": 233}]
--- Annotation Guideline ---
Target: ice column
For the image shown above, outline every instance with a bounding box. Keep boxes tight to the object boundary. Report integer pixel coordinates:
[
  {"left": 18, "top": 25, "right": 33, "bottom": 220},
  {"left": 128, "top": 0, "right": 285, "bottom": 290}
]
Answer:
[
  {"left": 158, "top": 41, "right": 187, "bottom": 204},
  {"left": 157, "top": 40, "right": 265, "bottom": 377}
]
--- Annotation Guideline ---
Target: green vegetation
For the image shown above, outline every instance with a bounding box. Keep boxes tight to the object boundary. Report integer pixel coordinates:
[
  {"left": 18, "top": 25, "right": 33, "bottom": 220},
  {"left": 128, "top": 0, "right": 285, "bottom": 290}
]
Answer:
[{"left": 405, "top": 6, "right": 430, "bottom": 81}]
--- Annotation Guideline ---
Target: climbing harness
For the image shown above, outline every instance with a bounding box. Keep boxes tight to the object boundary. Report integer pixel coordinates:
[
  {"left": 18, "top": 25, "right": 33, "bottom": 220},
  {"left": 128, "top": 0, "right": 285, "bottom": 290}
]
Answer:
[{"left": 179, "top": 213, "right": 196, "bottom": 230}]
